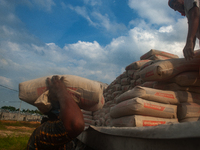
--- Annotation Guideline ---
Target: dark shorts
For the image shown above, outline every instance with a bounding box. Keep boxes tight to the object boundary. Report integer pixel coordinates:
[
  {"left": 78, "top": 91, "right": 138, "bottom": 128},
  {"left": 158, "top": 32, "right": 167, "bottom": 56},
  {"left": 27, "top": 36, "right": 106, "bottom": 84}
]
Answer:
[{"left": 27, "top": 119, "right": 72, "bottom": 150}]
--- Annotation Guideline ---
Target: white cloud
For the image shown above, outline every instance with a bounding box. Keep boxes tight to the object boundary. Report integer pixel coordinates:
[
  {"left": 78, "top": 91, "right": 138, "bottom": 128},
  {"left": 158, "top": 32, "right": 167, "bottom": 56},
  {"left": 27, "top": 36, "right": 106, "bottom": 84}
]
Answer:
[
  {"left": 0, "top": 76, "right": 13, "bottom": 88},
  {"left": 128, "top": 0, "right": 174, "bottom": 25},
  {"left": 31, "top": 0, "right": 56, "bottom": 12},
  {"left": 159, "top": 25, "right": 173, "bottom": 33},
  {"left": 84, "top": 0, "right": 102, "bottom": 6},
  {"left": 68, "top": 5, "right": 97, "bottom": 26}
]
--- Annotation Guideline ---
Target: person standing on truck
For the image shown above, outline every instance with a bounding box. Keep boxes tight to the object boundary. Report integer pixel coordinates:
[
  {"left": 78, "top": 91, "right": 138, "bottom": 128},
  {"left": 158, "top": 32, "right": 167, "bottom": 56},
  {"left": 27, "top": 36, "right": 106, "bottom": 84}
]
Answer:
[
  {"left": 168, "top": 0, "right": 200, "bottom": 60},
  {"left": 26, "top": 75, "right": 85, "bottom": 150}
]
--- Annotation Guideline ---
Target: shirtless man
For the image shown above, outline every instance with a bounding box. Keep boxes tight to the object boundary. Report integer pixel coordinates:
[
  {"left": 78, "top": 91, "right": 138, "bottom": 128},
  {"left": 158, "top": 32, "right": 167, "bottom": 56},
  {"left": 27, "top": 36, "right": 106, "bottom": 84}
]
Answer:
[
  {"left": 168, "top": 0, "right": 200, "bottom": 60},
  {"left": 27, "top": 76, "right": 85, "bottom": 150}
]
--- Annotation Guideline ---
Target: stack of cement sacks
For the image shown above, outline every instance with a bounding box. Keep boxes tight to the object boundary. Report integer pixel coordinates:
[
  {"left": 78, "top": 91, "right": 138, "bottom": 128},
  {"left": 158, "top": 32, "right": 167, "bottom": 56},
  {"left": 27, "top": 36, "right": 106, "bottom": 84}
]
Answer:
[
  {"left": 81, "top": 109, "right": 95, "bottom": 130},
  {"left": 93, "top": 49, "right": 200, "bottom": 128}
]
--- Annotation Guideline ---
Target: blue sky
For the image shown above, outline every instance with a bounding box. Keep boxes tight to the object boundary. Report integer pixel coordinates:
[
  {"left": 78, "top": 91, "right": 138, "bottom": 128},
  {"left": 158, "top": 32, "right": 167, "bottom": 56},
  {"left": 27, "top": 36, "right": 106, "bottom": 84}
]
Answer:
[{"left": 0, "top": 0, "right": 196, "bottom": 110}]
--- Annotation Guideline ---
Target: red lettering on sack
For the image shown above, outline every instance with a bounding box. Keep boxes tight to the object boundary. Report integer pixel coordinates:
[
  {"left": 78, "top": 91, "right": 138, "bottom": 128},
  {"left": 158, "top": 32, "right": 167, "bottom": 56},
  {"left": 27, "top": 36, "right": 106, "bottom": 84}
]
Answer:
[
  {"left": 37, "top": 87, "right": 47, "bottom": 96},
  {"left": 155, "top": 92, "right": 175, "bottom": 99},
  {"left": 144, "top": 103, "right": 165, "bottom": 111},
  {"left": 143, "top": 120, "right": 166, "bottom": 126},
  {"left": 145, "top": 70, "right": 154, "bottom": 77}
]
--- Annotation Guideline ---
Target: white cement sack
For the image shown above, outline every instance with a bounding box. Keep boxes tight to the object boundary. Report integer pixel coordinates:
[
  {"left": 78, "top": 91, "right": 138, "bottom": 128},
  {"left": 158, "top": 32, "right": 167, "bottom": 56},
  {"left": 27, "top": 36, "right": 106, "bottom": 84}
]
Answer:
[
  {"left": 140, "top": 58, "right": 200, "bottom": 82},
  {"left": 93, "top": 114, "right": 100, "bottom": 120},
  {"left": 177, "top": 103, "right": 200, "bottom": 120},
  {"left": 148, "top": 54, "right": 171, "bottom": 60},
  {"left": 95, "top": 120, "right": 101, "bottom": 126},
  {"left": 83, "top": 114, "right": 93, "bottom": 120},
  {"left": 139, "top": 60, "right": 160, "bottom": 71},
  {"left": 19, "top": 75, "right": 105, "bottom": 110},
  {"left": 84, "top": 118, "right": 95, "bottom": 125},
  {"left": 141, "top": 81, "right": 155, "bottom": 88},
  {"left": 110, "top": 97, "right": 177, "bottom": 119},
  {"left": 121, "top": 78, "right": 130, "bottom": 86},
  {"left": 121, "top": 71, "right": 128, "bottom": 78},
  {"left": 105, "top": 119, "right": 111, "bottom": 126},
  {"left": 140, "top": 49, "right": 179, "bottom": 60},
  {"left": 127, "top": 69, "right": 137, "bottom": 79},
  {"left": 153, "top": 82, "right": 200, "bottom": 94},
  {"left": 105, "top": 113, "right": 111, "bottom": 120},
  {"left": 135, "top": 78, "right": 143, "bottom": 86},
  {"left": 173, "top": 72, "right": 200, "bottom": 87},
  {"left": 179, "top": 117, "right": 199, "bottom": 123},
  {"left": 81, "top": 109, "right": 93, "bottom": 115},
  {"left": 112, "top": 91, "right": 123, "bottom": 99},
  {"left": 130, "top": 80, "right": 136, "bottom": 88},
  {"left": 99, "top": 117, "right": 105, "bottom": 126},
  {"left": 110, "top": 115, "right": 178, "bottom": 127},
  {"left": 125, "top": 60, "right": 151, "bottom": 70},
  {"left": 177, "top": 91, "right": 200, "bottom": 104},
  {"left": 122, "top": 85, "right": 130, "bottom": 92},
  {"left": 116, "top": 86, "right": 179, "bottom": 104},
  {"left": 34, "top": 91, "right": 52, "bottom": 113},
  {"left": 112, "top": 84, "right": 122, "bottom": 92},
  {"left": 133, "top": 70, "right": 140, "bottom": 80}
]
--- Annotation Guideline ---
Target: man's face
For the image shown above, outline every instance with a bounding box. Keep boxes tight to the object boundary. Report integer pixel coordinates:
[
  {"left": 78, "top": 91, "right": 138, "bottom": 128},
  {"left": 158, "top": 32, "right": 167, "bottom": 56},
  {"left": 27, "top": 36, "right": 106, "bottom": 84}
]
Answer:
[{"left": 169, "top": 0, "right": 185, "bottom": 14}]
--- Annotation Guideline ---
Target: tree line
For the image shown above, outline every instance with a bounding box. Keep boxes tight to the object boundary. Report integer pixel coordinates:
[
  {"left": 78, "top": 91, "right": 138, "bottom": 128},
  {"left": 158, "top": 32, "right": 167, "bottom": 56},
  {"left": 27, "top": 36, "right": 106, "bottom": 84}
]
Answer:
[{"left": 1, "top": 106, "right": 42, "bottom": 115}]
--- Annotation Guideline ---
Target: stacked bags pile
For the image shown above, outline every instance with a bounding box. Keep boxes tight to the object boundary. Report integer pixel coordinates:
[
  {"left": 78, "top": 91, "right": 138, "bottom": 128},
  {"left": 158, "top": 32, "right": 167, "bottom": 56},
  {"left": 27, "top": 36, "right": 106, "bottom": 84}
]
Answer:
[
  {"left": 96, "top": 49, "right": 200, "bottom": 128},
  {"left": 81, "top": 110, "right": 95, "bottom": 130}
]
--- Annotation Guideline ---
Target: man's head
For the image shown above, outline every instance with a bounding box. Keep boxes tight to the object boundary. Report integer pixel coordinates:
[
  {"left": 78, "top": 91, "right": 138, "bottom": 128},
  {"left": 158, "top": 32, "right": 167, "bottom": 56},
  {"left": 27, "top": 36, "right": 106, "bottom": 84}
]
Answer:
[{"left": 168, "top": 0, "right": 185, "bottom": 16}]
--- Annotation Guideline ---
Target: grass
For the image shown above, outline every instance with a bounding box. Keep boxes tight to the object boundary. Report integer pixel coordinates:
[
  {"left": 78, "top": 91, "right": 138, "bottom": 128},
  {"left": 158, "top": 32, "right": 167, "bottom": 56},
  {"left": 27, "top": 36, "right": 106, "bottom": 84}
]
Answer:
[
  {"left": 0, "top": 120, "right": 40, "bottom": 150},
  {"left": 0, "top": 135, "right": 30, "bottom": 150}
]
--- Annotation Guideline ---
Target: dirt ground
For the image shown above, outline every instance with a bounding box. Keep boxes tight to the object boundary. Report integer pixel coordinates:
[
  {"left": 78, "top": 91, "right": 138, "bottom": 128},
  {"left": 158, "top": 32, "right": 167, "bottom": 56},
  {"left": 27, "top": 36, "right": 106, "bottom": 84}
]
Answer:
[{"left": 0, "top": 120, "right": 39, "bottom": 137}]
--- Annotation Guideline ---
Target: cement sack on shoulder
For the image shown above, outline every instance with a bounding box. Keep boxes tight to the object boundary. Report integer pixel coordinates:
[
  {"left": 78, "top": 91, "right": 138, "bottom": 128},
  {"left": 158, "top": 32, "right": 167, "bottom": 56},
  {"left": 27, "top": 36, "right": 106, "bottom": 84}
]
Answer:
[
  {"left": 125, "top": 60, "right": 151, "bottom": 70},
  {"left": 110, "top": 115, "right": 178, "bottom": 127},
  {"left": 116, "top": 86, "right": 179, "bottom": 104},
  {"left": 34, "top": 91, "right": 52, "bottom": 113},
  {"left": 153, "top": 82, "right": 200, "bottom": 94},
  {"left": 140, "top": 58, "right": 200, "bottom": 82},
  {"left": 179, "top": 117, "right": 199, "bottom": 123},
  {"left": 110, "top": 97, "right": 177, "bottom": 119},
  {"left": 173, "top": 72, "right": 200, "bottom": 86},
  {"left": 177, "top": 103, "right": 200, "bottom": 120},
  {"left": 140, "top": 49, "right": 179, "bottom": 60},
  {"left": 19, "top": 75, "right": 105, "bottom": 109},
  {"left": 148, "top": 54, "right": 171, "bottom": 60}
]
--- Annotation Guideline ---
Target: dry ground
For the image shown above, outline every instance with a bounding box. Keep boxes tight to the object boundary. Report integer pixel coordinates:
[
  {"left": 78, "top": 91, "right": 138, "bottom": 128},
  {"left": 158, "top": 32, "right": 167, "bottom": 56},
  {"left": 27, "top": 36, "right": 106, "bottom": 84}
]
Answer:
[{"left": 0, "top": 120, "right": 39, "bottom": 137}]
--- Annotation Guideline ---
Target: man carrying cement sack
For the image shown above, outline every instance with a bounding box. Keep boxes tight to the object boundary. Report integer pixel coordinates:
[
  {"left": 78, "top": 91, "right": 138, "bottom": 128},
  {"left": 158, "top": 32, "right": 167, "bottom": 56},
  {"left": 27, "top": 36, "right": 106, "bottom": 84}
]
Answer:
[
  {"left": 27, "top": 76, "right": 85, "bottom": 150},
  {"left": 168, "top": 0, "right": 200, "bottom": 60}
]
